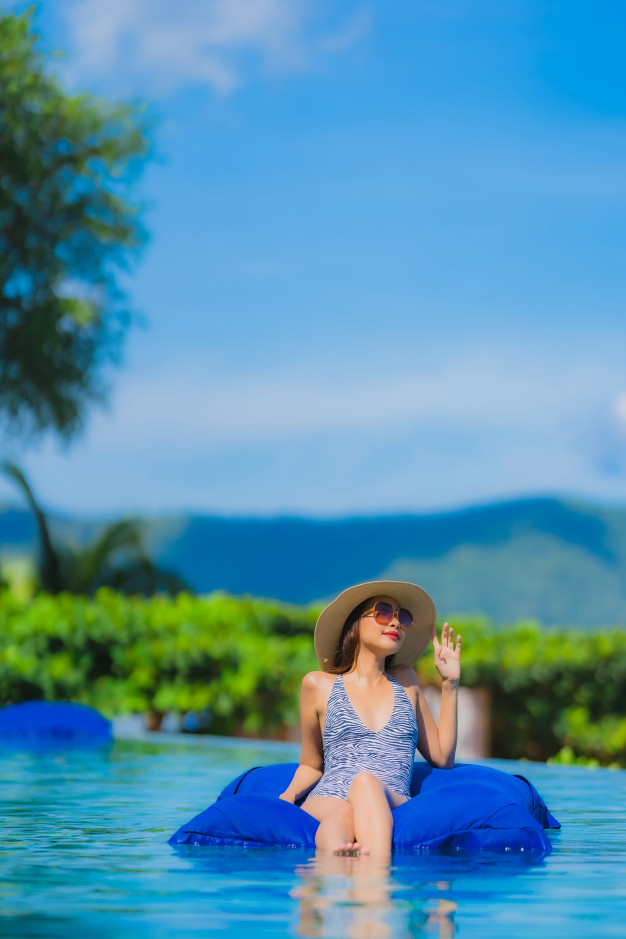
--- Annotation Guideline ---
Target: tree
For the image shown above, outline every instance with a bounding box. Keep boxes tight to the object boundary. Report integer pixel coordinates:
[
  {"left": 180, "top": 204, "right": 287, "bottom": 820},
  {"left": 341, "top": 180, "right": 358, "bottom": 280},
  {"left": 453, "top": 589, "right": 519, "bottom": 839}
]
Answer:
[
  {"left": 0, "top": 7, "right": 153, "bottom": 441},
  {"left": 1, "top": 461, "right": 190, "bottom": 596}
]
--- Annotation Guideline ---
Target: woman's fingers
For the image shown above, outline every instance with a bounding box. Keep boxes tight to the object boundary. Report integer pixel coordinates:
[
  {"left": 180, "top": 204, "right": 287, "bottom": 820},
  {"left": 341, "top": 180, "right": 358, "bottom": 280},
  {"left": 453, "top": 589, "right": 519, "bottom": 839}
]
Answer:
[
  {"left": 441, "top": 622, "right": 454, "bottom": 647},
  {"left": 434, "top": 622, "right": 462, "bottom": 656}
]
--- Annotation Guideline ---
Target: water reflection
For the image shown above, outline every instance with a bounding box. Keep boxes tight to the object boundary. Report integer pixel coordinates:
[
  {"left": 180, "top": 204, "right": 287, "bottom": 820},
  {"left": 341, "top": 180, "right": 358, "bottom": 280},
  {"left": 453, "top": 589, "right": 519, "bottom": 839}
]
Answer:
[
  {"left": 171, "top": 843, "right": 549, "bottom": 939},
  {"left": 292, "top": 856, "right": 457, "bottom": 939}
]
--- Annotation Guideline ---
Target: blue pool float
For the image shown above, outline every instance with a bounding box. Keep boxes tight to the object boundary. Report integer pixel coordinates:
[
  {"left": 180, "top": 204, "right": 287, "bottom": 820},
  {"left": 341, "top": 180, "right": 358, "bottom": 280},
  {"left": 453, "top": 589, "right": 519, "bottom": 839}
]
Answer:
[
  {"left": 0, "top": 701, "right": 112, "bottom": 746},
  {"left": 169, "top": 761, "right": 560, "bottom": 855}
]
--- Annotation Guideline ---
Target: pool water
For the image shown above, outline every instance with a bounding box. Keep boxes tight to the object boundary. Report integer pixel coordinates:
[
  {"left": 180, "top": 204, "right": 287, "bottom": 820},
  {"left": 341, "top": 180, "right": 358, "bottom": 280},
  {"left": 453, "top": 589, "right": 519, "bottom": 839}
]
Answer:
[{"left": 1, "top": 733, "right": 625, "bottom": 938}]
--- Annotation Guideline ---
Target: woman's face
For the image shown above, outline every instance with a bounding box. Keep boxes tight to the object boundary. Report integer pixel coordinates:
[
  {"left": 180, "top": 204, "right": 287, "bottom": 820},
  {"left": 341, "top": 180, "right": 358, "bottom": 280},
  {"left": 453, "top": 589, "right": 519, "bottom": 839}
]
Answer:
[{"left": 357, "top": 595, "right": 409, "bottom": 658}]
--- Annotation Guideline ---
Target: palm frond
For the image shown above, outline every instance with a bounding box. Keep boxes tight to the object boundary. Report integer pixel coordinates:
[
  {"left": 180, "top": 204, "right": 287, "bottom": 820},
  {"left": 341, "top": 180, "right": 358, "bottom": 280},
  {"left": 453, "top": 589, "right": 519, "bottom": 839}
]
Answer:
[
  {"left": 1, "top": 460, "right": 63, "bottom": 592},
  {"left": 70, "top": 519, "right": 144, "bottom": 593}
]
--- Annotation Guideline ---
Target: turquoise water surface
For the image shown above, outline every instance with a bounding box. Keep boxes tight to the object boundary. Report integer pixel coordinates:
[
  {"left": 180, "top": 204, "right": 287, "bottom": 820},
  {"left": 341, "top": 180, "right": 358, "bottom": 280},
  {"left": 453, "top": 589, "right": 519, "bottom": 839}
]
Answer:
[{"left": 1, "top": 733, "right": 624, "bottom": 938}]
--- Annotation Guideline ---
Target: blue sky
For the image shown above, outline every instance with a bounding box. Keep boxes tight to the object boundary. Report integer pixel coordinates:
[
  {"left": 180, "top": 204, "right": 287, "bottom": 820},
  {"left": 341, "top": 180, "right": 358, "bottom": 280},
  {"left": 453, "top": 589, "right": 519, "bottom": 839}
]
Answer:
[{"left": 2, "top": 0, "right": 626, "bottom": 516}]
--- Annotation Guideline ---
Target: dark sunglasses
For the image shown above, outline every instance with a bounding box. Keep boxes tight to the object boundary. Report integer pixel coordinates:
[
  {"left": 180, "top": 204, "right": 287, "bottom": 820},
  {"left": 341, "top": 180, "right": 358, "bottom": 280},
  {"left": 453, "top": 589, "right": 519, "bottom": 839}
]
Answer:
[{"left": 361, "top": 601, "right": 413, "bottom": 631}]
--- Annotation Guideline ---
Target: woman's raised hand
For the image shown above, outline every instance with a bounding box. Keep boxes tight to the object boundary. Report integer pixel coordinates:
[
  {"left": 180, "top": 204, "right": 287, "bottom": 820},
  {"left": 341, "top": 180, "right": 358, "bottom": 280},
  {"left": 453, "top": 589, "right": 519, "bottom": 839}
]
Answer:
[{"left": 432, "top": 623, "right": 461, "bottom": 683}]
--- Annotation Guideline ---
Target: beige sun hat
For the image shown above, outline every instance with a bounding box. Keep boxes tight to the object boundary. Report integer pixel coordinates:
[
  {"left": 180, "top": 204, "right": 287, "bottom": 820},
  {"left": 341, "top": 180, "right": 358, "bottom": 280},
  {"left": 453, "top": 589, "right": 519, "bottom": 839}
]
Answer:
[{"left": 314, "top": 580, "right": 436, "bottom": 671}]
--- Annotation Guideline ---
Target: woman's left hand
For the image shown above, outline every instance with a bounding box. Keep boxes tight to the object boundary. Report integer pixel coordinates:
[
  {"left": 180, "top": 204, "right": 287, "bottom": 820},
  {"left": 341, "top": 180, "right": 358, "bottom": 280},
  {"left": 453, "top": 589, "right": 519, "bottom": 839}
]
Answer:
[{"left": 432, "top": 623, "right": 461, "bottom": 683}]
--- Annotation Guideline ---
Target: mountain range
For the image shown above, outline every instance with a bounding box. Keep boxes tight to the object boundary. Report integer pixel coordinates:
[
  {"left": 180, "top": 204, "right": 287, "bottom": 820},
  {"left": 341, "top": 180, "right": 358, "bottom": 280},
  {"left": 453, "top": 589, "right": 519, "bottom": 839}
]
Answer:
[{"left": 2, "top": 496, "right": 626, "bottom": 628}]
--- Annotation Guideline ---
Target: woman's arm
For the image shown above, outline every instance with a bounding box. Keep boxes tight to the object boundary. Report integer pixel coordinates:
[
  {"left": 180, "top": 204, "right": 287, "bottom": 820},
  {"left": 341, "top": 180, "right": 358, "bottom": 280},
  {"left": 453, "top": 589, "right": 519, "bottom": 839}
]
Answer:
[
  {"left": 391, "top": 666, "right": 455, "bottom": 768},
  {"left": 428, "top": 622, "right": 461, "bottom": 767},
  {"left": 279, "top": 671, "right": 327, "bottom": 802},
  {"left": 417, "top": 677, "right": 458, "bottom": 769},
  {"left": 392, "top": 623, "right": 461, "bottom": 770}
]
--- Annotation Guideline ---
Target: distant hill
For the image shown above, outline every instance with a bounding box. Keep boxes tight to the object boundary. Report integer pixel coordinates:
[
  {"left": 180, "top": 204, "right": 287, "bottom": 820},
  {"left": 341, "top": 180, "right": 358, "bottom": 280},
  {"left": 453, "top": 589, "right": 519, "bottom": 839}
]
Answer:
[{"left": 2, "top": 497, "right": 626, "bottom": 628}]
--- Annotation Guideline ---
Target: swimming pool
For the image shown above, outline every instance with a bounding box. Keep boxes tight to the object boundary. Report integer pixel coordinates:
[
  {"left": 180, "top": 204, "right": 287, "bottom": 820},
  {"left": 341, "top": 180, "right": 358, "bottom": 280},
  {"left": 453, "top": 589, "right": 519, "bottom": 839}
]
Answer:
[{"left": 2, "top": 733, "right": 624, "bottom": 937}]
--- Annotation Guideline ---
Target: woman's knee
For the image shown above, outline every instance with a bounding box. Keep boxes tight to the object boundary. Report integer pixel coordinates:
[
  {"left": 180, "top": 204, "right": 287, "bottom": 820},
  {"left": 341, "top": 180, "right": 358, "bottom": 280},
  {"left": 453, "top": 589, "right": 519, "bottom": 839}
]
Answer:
[
  {"left": 316, "top": 802, "right": 354, "bottom": 841},
  {"left": 334, "top": 801, "right": 354, "bottom": 825}
]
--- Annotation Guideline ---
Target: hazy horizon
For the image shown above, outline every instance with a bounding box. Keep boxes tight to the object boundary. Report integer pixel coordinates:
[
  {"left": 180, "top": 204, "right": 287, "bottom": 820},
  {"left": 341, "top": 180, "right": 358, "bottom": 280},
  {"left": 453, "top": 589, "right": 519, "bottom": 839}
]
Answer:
[{"left": 2, "top": 492, "right": 626, "bottom": 523}]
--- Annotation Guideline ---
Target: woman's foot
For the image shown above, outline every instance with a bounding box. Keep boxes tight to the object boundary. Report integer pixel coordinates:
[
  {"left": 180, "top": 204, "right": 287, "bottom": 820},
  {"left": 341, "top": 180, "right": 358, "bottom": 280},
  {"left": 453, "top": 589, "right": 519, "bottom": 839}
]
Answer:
[{"left": 333, "top": 842, "right": 369, "bottom": 856}]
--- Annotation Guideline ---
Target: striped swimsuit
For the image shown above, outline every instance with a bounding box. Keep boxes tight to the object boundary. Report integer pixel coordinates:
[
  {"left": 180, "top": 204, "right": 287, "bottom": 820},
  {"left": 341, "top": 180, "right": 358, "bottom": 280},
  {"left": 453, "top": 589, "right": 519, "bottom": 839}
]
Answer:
[{"left": 306, "top": 673, "right": 418, "bottom": 802}]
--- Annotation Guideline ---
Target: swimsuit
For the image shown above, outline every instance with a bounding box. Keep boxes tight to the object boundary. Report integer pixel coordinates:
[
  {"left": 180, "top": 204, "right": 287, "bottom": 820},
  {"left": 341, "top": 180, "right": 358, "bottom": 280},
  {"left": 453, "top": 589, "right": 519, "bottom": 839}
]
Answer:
[{"left": 305, "top": 673, "right": 418, "bottom": 802}]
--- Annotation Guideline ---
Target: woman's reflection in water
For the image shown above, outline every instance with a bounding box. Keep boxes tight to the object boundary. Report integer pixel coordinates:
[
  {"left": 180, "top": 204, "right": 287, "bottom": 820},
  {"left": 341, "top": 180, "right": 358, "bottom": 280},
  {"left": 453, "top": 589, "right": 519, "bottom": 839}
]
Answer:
[{"left": 292, "top": 856, "right": 457, "bottom": 939}]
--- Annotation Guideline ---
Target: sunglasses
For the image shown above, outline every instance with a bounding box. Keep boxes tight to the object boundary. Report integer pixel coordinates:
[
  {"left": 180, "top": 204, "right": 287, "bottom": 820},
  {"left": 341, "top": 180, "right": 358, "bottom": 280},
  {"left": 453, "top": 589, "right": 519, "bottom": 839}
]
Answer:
[{"left": 361, "top": 601, "right": 413, "bottom": 631}]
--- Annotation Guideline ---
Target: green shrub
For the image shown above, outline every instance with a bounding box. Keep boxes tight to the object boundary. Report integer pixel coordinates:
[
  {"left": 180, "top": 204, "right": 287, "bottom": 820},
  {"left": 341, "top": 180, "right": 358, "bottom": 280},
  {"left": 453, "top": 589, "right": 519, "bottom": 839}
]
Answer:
[
  {"left": 415, "top": 616, "right": 626, "bottom": 766},
  {"left": 0, "top": 588, "right": 318, "bottom": 735},
  {"left": 0, "top": 589, "right": 624, "bottom": 764}
]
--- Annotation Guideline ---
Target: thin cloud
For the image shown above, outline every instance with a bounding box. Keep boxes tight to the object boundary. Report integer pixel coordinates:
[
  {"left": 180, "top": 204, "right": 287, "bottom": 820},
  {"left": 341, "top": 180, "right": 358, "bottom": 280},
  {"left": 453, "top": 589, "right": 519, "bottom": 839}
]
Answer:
[
  {"left": 4, "top": 350, "right": 625, "bottom": 515},
  {"left": 51, "top": 347, "right": 622, "bottom": 453},
  {"left": 60, "top": 0, "right": 370, "bottom": 95},
  {"left": 317, "top": 6, "right": 372, "bottom": 55},
  {"left": 614, "top": 392, "right": 626, "bottom": 427},
  {"left": 577, "top": 392, "right": 626, "bottom": 478}
]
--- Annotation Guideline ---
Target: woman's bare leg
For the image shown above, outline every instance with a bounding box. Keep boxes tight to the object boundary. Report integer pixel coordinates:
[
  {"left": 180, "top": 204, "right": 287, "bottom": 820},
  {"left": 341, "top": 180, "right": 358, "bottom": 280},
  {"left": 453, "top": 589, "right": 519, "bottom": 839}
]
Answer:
[
  {"left": 301, "top": 796, "right": 359, "bottom": 854},
  {"left": 346, "top": 772, "right": 407, "bottom": 859}
]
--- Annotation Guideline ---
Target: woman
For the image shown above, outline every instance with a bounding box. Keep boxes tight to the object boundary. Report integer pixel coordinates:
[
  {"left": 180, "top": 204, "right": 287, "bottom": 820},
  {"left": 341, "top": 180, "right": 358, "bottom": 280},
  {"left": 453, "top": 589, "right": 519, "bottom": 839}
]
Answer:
[{"left": 279, "top": 580, "right": 461, "bottom": 858}]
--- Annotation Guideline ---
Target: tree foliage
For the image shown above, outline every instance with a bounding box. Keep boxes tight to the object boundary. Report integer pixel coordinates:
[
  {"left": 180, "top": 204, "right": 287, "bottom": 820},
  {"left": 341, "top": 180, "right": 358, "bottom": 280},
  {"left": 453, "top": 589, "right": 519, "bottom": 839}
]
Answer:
[{"left": 0, "top": 7, "right": 153, "bottom": 440}]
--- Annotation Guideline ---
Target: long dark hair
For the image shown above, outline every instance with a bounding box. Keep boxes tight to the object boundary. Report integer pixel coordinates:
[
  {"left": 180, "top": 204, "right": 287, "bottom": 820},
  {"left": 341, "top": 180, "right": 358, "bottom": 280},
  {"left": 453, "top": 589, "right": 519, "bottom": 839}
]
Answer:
[{"left": 327, "top": 596, "right": 395, "bottom": 674}]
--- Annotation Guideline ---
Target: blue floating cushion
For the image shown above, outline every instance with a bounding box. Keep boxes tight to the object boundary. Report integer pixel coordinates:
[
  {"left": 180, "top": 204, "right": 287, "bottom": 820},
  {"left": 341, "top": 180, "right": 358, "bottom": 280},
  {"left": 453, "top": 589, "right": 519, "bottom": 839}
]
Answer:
[
  {"left": 0, "top": 701, "right": 112, "bottom": 746},
  {"left": 169, "top": 761, "right": 559, "bottom": 855},
  {"left": 173, "top": 795, "right": 319, "bottom": 848}
]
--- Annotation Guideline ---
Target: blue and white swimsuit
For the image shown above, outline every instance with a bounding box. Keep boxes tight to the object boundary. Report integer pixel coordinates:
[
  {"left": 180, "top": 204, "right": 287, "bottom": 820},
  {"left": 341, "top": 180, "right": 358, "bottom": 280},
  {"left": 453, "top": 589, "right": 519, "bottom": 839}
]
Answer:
[{"left": 306, "top": 673, "right": 418, "bottom": 802}]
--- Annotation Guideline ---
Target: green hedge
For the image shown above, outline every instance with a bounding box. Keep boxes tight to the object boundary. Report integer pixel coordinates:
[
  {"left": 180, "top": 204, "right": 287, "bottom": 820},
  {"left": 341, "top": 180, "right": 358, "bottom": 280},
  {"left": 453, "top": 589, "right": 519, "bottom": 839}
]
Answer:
[
  {"left": 0, "top": 589, "right": 624, "bottom": 765},
  {"left": 420, "top": 616, "right": 626, "bottom": 766},
  {"left": 0, "top": 589, "right": 318, "bottom": 735}
]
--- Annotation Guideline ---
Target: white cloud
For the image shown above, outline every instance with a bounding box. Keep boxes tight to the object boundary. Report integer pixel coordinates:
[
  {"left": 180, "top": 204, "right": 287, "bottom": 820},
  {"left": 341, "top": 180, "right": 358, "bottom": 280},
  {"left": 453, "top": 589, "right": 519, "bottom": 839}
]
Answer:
[
  {"left": 614, "top": 392, "right": 626, "bottom": 427},
  {"left": 31, "top": 345, "right": 618, "bottom": 454},
  {"left": 3, "top": 345, "right": 624, "bottom": 515},
  {"left": 60, "top": 0, "right": 370, "bottom": 94},
  {"left": 576, "top": 391, "right": 626, "bottom": 479}
]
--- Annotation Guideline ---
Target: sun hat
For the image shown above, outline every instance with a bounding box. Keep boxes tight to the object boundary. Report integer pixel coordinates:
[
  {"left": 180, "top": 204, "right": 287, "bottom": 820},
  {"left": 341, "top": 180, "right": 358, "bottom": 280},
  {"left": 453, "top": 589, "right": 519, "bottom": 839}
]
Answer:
[{"left": 314, "top": 580, "right": 437, "bottom": 671}]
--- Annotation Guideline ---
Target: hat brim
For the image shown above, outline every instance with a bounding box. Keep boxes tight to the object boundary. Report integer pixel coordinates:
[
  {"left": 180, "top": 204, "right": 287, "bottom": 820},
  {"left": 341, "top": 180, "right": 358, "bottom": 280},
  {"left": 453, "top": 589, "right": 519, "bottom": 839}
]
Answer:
[{"left": 314, "top": 580, "right": 436, "bottom": 671}]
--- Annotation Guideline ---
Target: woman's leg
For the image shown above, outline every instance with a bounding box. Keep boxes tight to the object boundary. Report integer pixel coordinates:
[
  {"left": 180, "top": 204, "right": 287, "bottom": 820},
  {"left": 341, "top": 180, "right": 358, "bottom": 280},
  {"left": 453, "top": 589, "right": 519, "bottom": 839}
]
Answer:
[
  {"left": 301, "top": 795, "right": 357, "bottom": 854},
  {"left": 346, "top": 772, "right": 407, "bottom": 858}
]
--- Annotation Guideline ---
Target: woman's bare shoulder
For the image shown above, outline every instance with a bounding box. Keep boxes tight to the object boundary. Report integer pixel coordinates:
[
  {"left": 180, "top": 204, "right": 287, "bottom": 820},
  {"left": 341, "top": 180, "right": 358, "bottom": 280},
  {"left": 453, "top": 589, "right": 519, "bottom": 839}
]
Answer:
[
  {"left": 301, "top": 670, "right": 334, "bottom": 698},
  {"left": 301, "top": 670, "right": 336, "bottom": 692},
  {"left": 388, "top": 664, "right": 420, "bottom": 689}
]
